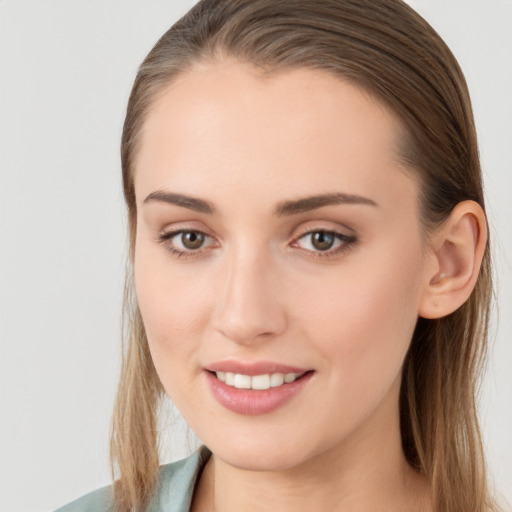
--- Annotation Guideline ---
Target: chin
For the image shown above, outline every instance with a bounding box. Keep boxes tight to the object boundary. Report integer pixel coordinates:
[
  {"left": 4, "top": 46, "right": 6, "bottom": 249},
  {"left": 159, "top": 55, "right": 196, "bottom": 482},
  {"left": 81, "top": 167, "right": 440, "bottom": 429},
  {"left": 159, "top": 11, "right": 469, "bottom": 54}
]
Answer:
[
  {"left": 203, "top": 427, "right": 320, "bottom": 472},
  {"left": 221, "top": 447, "right": 304, "bottom": 472}
]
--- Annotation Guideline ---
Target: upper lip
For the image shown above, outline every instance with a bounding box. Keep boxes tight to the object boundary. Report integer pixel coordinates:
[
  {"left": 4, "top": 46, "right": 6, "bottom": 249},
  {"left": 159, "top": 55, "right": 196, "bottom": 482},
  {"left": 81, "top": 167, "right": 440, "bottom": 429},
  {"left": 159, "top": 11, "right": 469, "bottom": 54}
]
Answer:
[{"left": 205, "top": 360, "right": 311, "bottom": 376}]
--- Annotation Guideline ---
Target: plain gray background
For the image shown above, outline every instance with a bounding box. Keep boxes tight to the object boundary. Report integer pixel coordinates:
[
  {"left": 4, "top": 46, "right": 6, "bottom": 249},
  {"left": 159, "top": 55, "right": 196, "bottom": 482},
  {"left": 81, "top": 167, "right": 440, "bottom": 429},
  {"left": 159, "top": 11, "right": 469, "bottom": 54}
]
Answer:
[{"left": 1, "top": 1, "right": 511, "bottom": 510}]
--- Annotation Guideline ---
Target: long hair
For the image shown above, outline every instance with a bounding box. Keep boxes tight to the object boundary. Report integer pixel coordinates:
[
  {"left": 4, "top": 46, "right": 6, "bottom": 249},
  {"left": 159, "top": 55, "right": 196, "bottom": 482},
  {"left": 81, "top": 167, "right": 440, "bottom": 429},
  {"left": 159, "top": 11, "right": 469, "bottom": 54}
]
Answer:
[{"left": 111, "top": 1, "right": 495, "bottom": 510}]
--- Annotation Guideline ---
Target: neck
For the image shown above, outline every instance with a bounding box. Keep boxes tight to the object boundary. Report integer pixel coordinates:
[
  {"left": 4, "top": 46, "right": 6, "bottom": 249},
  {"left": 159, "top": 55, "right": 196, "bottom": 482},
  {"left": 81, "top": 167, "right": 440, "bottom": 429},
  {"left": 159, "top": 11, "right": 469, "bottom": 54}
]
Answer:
[{"left": 192, "top": 379, "right": 432, "bottom": 512}]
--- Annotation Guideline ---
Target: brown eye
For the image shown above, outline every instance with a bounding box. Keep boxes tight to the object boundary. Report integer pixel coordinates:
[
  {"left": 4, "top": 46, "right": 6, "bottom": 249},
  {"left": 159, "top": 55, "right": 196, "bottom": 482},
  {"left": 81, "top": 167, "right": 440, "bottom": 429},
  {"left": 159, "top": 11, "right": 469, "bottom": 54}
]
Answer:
[
  {"left": 181, "top": 231, "right": 205, "bottom": 250},
  {"left": 292, "top": 229, "right": 356, "bottom": 257},
  {"left": 311, "top": 231, "right": 335, "bottom": 251},
  {"left": 158, "top": 229, "right": 214, "bottom": 257}
]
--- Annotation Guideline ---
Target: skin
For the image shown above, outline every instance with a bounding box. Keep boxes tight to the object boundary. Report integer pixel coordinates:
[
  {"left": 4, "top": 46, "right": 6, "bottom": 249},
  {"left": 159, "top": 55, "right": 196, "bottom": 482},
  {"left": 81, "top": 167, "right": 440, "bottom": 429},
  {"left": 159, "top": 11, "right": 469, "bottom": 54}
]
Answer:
[{"left": 133, "top": 58, "right": 486, "bottom": 512}]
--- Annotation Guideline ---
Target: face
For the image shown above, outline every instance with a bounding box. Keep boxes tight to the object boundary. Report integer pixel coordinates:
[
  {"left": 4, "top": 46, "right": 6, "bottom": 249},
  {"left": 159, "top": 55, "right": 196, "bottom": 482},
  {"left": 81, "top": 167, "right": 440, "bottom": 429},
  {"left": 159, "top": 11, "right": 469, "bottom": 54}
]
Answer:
[{"left": 133, "top": 58, "right": 430, "bottom": 472}]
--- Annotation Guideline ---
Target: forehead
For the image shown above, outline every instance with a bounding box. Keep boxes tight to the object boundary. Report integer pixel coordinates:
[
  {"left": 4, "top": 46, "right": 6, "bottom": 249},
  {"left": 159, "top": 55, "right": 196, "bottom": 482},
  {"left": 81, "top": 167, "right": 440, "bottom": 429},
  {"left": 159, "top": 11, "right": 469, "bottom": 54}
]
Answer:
[{"left": 135, "top": 58, "right": 416, "bottom": 211}]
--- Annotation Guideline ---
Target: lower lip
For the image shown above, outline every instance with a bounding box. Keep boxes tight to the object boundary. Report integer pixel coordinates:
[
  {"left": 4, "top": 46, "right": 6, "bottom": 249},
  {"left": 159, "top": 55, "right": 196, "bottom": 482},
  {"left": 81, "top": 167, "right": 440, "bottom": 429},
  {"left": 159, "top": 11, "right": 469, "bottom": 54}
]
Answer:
[{"left": 204, "top": 371, "right": 314, "bottom": 415}]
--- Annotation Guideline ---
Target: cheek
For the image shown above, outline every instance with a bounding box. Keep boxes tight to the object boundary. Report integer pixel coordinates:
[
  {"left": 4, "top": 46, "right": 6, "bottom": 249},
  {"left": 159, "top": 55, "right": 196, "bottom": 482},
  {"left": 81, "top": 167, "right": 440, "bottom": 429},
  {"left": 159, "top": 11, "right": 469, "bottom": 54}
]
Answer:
[
  {"left": 135, "top": 266, "right": 197, "bottom": 345},
  {"left": 295, "top": 242, "right": 424, "bottom": 393},
  {"left": 133, "top": 243, "right": 212, "bottom": 389}
]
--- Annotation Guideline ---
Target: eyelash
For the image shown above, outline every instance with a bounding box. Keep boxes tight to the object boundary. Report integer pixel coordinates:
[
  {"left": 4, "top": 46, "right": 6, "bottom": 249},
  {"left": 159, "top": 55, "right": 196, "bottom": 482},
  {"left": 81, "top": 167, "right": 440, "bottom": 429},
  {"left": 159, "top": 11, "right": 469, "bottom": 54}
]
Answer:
[
  {"left": 157, "top": 230, "right": 215, "bottom": 260},
  {"left": 291, "top": 229, "right": 357, "bottom": 259},
  {"left": 157, "top": 229, "right": 357, "bottom": 260}
]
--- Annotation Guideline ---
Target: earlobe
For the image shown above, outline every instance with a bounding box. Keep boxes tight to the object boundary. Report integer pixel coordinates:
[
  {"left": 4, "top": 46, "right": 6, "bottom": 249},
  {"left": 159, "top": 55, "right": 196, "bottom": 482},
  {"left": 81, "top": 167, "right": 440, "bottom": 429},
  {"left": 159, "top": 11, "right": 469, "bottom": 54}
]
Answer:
[{"left": 419, "top": 200, "right": 488, "bottom": 319}]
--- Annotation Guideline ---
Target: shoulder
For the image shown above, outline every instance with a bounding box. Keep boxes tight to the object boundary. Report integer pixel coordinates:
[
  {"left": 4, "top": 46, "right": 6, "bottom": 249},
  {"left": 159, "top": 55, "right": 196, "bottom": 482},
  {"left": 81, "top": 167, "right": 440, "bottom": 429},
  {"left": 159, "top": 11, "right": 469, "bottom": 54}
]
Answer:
[
  {"left": 147, "top": 445, "right": 211, "bottom": 511},
  {"left": 54, "top": 446, "right": 211, "bottom": 512},
  {"left": 54, "top": 485, "right": 113, "bottom": 512}
]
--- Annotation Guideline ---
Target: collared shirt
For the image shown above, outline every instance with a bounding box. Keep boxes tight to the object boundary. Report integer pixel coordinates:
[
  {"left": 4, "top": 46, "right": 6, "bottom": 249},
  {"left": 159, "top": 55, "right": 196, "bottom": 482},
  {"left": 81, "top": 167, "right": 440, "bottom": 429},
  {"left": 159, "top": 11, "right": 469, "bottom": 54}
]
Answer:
[{"left": 55, "top": 446, "right": 211, "bottom": 512}]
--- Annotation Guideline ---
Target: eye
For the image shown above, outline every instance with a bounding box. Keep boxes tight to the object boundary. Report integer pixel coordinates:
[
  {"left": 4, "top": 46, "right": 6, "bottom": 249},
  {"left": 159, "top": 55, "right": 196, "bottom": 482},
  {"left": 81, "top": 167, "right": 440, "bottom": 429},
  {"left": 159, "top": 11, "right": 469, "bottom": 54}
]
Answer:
[
  {"left": 292, "top": 230, "right": 355, "bottom": 256},
  {"left": 158, "top": 229, "right": 216, "bottom": 257},
  {"left": 178, "top": 231, "right": 206, "bottom": 250},
  {"left": 306, "top": 231, "right": 337, "bottom": 251}
]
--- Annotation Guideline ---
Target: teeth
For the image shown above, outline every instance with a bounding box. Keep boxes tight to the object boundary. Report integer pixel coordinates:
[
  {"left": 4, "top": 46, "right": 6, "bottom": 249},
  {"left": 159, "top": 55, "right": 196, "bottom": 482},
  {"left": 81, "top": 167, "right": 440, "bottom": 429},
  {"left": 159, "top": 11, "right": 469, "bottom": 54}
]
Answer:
[
  {"left": 251, "top": 374, "right": 270, "bottom": 390},
  {"left": 270, "top": 373, "right": 284, "bottom": 387},
  {"left": 233, "top": 374, "right": 251, "bottom": 389},
  {"left": 216, "top": 371, "right": 302, "bottom": 390}
]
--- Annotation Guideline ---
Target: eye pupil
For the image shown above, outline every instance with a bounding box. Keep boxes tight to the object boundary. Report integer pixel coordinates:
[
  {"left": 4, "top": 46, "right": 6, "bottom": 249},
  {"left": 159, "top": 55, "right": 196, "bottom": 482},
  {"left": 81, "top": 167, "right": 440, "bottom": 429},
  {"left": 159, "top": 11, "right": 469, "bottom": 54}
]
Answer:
[
  {"left": 181, "top": 231, "right": 205, "bottom": 249},
  {"left": 312, "top": 231, "right": 335, "bottom": 251}
]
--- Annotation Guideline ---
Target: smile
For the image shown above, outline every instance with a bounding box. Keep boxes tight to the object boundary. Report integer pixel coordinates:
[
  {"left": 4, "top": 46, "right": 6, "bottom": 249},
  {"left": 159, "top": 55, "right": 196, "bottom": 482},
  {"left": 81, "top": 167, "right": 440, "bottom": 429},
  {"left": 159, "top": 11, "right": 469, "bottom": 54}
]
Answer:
[
  {"left": 215, "top": 371, "right": 304, "bottom": 390},
  {"left": 204, "top": 363, "right": 315, "bottom": 415}
]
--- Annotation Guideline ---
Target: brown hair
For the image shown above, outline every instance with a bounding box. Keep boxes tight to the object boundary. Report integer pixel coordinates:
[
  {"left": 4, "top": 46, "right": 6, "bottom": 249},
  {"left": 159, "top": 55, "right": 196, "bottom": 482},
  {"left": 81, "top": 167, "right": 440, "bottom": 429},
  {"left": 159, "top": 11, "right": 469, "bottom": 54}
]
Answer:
[{"left": 111, "top": 1, "right": 496, "bottom": 510}]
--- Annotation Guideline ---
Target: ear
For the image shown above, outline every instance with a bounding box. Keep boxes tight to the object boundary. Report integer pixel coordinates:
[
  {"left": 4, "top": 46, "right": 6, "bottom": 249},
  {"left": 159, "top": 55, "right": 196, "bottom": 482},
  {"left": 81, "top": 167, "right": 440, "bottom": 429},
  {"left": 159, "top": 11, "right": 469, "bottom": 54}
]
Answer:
[{"left": 418, "top": 200, "right": 488, "bottom": 319}]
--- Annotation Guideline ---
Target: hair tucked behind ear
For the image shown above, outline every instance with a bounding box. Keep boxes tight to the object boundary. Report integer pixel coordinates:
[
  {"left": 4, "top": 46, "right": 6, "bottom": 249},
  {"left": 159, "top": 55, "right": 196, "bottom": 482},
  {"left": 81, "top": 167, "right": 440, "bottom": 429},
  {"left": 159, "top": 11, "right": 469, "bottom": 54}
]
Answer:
[{"left": 112, "top": 1, "right": 498, "bottom": 510}]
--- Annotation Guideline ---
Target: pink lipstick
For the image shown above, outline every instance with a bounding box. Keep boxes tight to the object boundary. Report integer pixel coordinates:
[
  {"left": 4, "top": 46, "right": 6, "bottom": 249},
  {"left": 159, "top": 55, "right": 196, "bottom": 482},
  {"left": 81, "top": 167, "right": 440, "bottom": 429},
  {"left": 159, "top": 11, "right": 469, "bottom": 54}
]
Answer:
[{"left": 204, "top": 361, "right": 314, "bottom": 415}]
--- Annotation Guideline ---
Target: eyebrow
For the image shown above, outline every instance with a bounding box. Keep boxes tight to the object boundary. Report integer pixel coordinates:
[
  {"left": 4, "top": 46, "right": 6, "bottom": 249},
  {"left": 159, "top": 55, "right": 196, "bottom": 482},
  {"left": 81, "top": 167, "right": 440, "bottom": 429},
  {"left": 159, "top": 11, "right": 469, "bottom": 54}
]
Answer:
[
  {"left": 274, "top": 193, "right": 377, "bottom": 216},
  {"left": 143, "top": 191, "right": 215, "bottom": 214},
  {"left": 143, "top": 190, "right": 377, "bottom": 216}
]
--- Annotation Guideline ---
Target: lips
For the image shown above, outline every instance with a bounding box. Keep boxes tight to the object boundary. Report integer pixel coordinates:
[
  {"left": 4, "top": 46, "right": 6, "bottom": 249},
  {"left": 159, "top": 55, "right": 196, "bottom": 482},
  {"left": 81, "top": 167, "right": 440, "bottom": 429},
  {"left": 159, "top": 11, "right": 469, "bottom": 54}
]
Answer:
[
  {"left": 206, "top": 361, "right": 310, "bottom": 376},
  {"left": 204, "top": 361, "right": 314, "bottom": 415}
]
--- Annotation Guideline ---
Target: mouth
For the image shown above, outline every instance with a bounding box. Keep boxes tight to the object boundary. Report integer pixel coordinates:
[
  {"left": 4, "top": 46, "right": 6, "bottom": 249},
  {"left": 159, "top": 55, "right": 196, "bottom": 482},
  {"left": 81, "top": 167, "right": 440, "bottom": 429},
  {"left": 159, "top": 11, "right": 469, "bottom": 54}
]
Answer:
[
  {"left": 210, "top": 370, "right": 307, "bottom": 390},
  {"left": 204, "top": 363, "right": 315, "bottom": 415}
]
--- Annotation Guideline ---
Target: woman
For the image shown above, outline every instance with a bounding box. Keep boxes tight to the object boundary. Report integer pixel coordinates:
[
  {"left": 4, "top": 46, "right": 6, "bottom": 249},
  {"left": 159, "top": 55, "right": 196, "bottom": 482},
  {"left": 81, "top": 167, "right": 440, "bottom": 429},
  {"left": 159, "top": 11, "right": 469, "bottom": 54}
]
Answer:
[{"left": 57, "top": 0, "right": 500, "bottom": 511}]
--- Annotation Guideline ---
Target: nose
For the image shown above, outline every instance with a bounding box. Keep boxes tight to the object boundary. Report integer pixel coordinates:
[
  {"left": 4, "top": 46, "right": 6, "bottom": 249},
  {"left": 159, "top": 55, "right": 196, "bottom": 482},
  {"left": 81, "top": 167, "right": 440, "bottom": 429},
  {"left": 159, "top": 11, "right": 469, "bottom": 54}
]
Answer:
[{"left": 212, "top": 249, "right": 288, "bottom": 345}]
